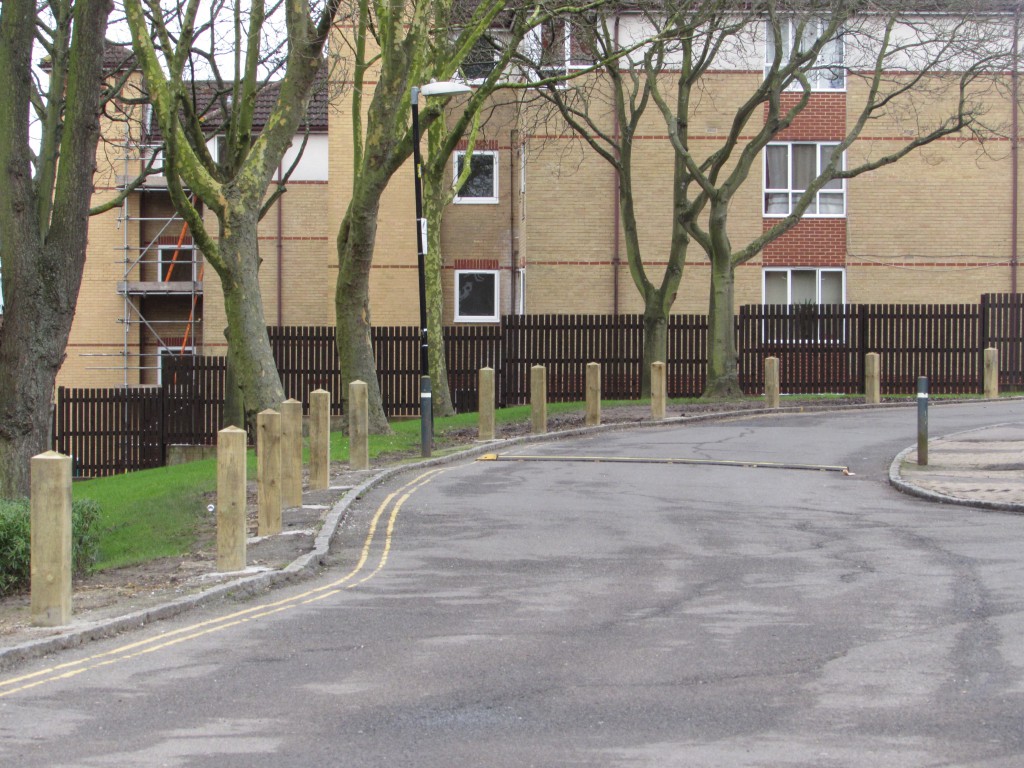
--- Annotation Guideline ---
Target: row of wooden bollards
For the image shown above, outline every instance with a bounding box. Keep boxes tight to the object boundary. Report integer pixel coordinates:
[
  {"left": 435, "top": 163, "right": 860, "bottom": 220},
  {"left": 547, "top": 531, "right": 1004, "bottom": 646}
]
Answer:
[
  {"left": 29, "top": 350, "right": 1006, "bottom": 626},
  {"left": 29, "top": 385, "right": 373, "bottom": 627},
  {"left": 763, "top": 348, "right": 1004, "bottom": 407}
]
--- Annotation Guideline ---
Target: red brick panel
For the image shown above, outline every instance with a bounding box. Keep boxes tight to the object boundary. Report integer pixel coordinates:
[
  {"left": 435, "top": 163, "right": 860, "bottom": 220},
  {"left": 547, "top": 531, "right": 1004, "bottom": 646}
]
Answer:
[
  {"left": 762, "top": 218, "right": 846, "bottom": 266},
  {"left": 767, "top": 93, "right": 846, "bottom": 142}
]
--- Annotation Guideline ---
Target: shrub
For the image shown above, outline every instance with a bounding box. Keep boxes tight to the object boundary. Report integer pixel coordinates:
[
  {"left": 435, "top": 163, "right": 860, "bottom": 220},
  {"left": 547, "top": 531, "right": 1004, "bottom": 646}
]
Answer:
[{"left": 0, "top": 498, "right": 102, "bottom": 596}]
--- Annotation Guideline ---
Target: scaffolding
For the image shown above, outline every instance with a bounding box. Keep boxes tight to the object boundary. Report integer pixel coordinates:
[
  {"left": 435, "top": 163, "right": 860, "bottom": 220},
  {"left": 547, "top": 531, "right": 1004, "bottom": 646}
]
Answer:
[{"left": 83, "top": 142, "right": 204, "bottom": 387}]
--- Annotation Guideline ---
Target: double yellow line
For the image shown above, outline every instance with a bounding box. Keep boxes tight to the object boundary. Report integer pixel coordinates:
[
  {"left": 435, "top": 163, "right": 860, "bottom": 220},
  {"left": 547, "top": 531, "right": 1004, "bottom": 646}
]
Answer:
[{"left": 0, "top": 467, "right": 449, "bottom": 699}]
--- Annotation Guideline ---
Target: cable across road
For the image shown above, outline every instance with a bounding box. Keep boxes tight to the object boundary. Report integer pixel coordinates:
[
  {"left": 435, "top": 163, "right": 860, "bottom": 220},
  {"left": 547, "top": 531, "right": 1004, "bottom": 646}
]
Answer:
[{"left": 477, "top": 453, "right": 853, "bottom": 475}]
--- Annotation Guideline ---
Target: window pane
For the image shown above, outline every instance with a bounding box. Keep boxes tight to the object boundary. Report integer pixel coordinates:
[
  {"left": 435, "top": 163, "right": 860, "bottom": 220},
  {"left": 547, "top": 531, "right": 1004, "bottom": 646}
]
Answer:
[
  {"left": 792, "top": 144, "right": 816, "bottom": 191},
  {"left": 820, "top": 145, "right": 842, "bottom": 187},
  {"left": 765, "top": 145, "right": 788, "bottom": 188},
  {"left": 818, "top": 192, "right": 844, "bottom": 214},
  {"left": 457, "top": 272, "right": 498, "bottom": 319},
  {"left": 457, "top": 153, "right": 496, "bottom": 200},
  {"left": 765, "top": 193, "right": 789, "bottom": 214},
  {"left": 765, "top": 271, "right": 788, "bottom": 304},
  {"left": 461, "top": 38, "right": 496, "bottom": 80},
  {"left": 820, "top": 271, "right": 844, "bottom": 304},
  {"left": 792, "top": 270, "right": 817, "bottom": 304}
]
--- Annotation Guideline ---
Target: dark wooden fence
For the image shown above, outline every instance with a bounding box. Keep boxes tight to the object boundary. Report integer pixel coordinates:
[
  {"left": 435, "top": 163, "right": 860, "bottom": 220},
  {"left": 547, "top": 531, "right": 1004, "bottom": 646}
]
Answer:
[{"left": 54, "top": 295, "right": 1023, "bottom": 476}]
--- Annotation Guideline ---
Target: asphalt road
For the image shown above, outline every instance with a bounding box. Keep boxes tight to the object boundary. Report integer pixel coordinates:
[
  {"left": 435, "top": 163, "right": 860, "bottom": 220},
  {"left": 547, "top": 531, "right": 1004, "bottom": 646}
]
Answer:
[{"left": 2, "top": 401, "right": 1024, "bottom": 767}]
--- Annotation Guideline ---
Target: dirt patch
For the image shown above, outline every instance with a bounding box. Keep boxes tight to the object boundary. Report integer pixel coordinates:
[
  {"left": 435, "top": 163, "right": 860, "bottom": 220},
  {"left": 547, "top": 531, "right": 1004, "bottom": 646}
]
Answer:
[{"left": 0, "top": 397, "right": 866, "bottom": 647}]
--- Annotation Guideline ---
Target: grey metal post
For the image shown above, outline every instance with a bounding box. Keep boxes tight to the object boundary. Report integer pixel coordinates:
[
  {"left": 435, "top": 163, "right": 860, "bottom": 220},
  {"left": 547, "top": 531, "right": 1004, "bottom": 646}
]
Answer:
[
  {"left": 917, "top": 376, "right": 928, "bottom": 466},
  {"left": 420, "top": 375, "right": 432, "bottom": 457}
]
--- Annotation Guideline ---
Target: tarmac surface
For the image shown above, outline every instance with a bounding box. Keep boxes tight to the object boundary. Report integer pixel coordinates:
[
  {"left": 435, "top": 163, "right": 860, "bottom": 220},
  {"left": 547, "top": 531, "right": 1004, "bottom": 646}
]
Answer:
[{"left": 1, "top": 401, "right": 1021, "bottom": 668}]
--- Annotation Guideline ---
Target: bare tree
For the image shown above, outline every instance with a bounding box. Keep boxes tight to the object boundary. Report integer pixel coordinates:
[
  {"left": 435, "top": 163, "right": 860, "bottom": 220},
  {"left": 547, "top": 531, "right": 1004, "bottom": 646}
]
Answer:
[
  {"left": 523, "top": 0, "right": 1008, "bottom": 398},
  {"left": 0, "top": 0, "right": 121, "bottom": 498},
  {"left": 123, "top": 0, "right": 342, "bottom": 426},
  {"left": 334, "top": 0, "right": 618, "bottom": 433}
]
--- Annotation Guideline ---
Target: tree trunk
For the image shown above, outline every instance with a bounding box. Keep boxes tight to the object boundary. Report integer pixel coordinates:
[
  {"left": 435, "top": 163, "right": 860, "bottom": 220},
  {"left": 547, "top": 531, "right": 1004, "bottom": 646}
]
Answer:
[
  {"left": 640, "top": 295, "right": 670, "bottom": 399},
  {"left": 214, "top": 207, "right": 286, "bottom": 426},
  {"left": 423, "top": 139, "right": 455, "bottom": 418},
  {"left": 0, "top": 247, "right": 76, "bottom": 497},
  {"left": 703, "top": 254, "right": 742, "bottom": 399},
  {"left": 336, "top": 198, "right": 392, "bottom": 434}
]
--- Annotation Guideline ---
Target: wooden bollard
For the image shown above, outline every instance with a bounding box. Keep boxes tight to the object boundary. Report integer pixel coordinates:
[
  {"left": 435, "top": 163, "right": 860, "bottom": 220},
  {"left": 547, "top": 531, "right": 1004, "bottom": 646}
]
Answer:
[
  {"left": 349, "top": 380, "right": 369, "bottom": 470},
  {"left": 217, "top": 426, "right": 247, "bottom": 572},
  {"left": 257, "top": 409, "right": 282, "bottom": 536},
  {"left": 280, "top": 398, "right": 303, "bottom": 508},
  {"left": 984, "top": 347, "right": 999, "bottom": 399},
  {"left": 30, "top": 451, "right": 73, "bottom": 627},
  {"left": 309, "top": 388, "right": 330, "bottom": 490},
  {"left": 651, "top": 361, "right": 667, "bottom": 419},
  {"left": 531, "top": 365, "right": 547, "bottom": 434},
  {"left": 478, "top": 367, "right": 496, "bottom": 441},
  {"left": 865, "top": 352, "right": 881, "bottom": 404},
  {"left": 765, "top": 356, "right": 780, "bottom": 409},
  {"left": 586, "top": 362, "right": 601, "bottom": 426}
]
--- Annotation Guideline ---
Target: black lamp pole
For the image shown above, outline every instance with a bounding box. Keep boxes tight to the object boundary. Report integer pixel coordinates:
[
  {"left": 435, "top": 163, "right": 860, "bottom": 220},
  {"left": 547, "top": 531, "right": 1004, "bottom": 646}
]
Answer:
[{"left": 410, "top": 86, "right": 432, "bottom": 457}]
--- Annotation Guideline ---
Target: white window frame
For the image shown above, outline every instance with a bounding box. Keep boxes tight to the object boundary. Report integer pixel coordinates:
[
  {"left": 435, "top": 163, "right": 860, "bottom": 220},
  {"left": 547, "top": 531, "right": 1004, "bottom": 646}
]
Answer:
[
  {"left": 763, "top": 142, "right": 846, "bottom": 218},
  {"left": 763, "top": 268, "right": 846, "bottom": 305},
  {"left": 158, "top": 244, "right": 199, "bottom": 281},
  {"left": 762, "top": 267, "right": 847, "bottom": 342},
  {"left": 453, "top": 150, "right": 499, "bottom": 205},
  {"left": 454, "top": 270, "right": 501, "bottom": 323},
  {"left": 765, "top": 18, "right": 845, "bottom": 92}
]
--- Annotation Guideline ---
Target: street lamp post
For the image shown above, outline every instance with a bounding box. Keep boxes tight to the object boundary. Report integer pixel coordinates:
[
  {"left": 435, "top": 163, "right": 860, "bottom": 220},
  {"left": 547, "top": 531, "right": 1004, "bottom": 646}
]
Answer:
[{"left": 410, "top": 80, "right": 471, "bottom": 457}]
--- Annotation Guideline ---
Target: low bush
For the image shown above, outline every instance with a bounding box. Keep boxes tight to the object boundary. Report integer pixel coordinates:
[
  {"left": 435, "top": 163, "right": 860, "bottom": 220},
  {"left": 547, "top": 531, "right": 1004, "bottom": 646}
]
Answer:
[{"left": 0, "top": 498, "right": 102, "bottom": 596}]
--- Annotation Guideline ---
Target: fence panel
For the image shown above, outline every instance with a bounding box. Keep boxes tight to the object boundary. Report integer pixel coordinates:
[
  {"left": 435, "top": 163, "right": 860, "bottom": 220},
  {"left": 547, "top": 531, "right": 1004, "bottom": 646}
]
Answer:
[
  {"left": 444, "top": 325, "right": 503, "bottom": 412},
  {"left": 738, "top": 305, "right": 861, "bottom": 395},
  {"left": 269, "top": 325, "right": 344, "bottom": 414},
  {"left": 863, "top": 304, "right": 981, "bottom": 395},
  {"left": 162, "top": 354, "right": 224, "bottom": 444},
  {"left": 982, "top": 293, "right": 1024, "bottom": 390},
  {"left": 372, "top": 325, "right": 420, "bottom": 417},
  {"left": 54, "top": 387, "right": 163, "bottom": 478}
]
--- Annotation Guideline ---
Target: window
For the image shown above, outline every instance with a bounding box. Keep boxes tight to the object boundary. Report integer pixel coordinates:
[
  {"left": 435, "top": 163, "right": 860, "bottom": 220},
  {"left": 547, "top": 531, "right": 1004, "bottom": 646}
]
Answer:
[
  {"left": 764, "top": 268, "right": 844, "bottom": 305},
  {"left": 764, "top": 142, "right": 845, "bottom": 217},
  {"left": 460, "top": 37, "right": 498, "bottom": 82},
  {"left": 763, "top": 268, "right": 845, "bottom": 341},
  {"left": 455, "top": 270, "right": 500, "bottom": 322},
  {"left": 765, "top": 18, "right": 844, "bottom": 91},
  {"left": 524, "top": 20, "right": 596, "bottom": 81},
  {"left": 158, "top": 245, "right": 199, "bottom": 281},
  {"left": 454, "top": 150, "right": 499, "bottom": 204}
]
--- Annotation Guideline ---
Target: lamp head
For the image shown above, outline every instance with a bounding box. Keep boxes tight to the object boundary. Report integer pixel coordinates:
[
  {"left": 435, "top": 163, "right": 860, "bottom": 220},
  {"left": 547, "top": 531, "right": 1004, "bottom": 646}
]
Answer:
[{"left": 417, "top": 80, "right": 473, "bottom": 98}]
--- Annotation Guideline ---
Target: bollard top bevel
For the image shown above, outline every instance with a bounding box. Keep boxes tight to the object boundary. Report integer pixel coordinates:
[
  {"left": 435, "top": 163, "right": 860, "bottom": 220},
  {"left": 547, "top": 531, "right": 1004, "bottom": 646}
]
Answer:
[{"left": 32, "top": 450, "right": 69, "bottom": 461}]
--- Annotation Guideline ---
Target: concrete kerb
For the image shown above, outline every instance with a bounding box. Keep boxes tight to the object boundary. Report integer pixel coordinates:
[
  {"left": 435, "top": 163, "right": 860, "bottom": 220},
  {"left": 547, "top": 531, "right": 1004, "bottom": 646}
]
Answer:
[{"left": 1, "top": 397, "right": 1003, "bottom": 668}]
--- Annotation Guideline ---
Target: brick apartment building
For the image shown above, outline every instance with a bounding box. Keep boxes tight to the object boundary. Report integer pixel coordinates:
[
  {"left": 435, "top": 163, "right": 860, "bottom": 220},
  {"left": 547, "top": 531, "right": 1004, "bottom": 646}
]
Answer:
[{"left": 34, "top": 11, "right": 1022, "bottom": 390}]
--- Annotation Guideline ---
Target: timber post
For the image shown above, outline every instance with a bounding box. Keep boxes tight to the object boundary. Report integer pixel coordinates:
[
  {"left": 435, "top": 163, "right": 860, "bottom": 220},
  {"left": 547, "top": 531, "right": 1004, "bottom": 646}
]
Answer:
[
  {"left": 217, "top": 426, "right": 247, "bottom": 572},
  {"left": 257, "top": 409, "right": 282, "bottom": 536},
  {"left": 349, "top": 380, "right": 369, "bottom": 471},
  {"left": 478, "top": 367, "right": 496, "bottom": 441},
  {"left": 984, "top": 347, "right": 999, "bottom": 399},
  {"left": 765, "top": 357, "right": 780, "bottom": 409},
  {"left": 531, "top": 365, "right": 547, "bottom": 434},
  {"left": 280, "top": 398, "right": 303, "bottom": 508},
  {"left": 865, "top": 352, "right": 881, "bottom": 404},
  {"left": 30, "top": 451, "right": 73, "bottom": 627},
  {"left": 586, "top": 362, "right": 601, "bottom": 426},
  {"left": 651, "top": 361, "right": 666, "bottom": 420},
  {"left": 309, "top": 389, "right": 330, "bottom": 490}
]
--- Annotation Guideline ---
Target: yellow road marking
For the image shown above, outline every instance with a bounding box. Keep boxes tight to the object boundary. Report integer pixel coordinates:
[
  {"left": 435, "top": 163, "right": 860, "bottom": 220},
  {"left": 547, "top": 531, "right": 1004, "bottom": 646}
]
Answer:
[{"left": 0, "top": 467, "right": 449, "bottom": 698}]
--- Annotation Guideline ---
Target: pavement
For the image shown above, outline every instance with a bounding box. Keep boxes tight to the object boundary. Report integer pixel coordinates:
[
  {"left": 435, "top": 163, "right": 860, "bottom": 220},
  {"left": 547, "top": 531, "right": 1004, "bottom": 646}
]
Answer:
[
  {"left": 889, "top": 420, "right": 1024, "bottom": 513},
  {"left": 2, "top": 402, "right": 1021, "bottom": 669}
]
